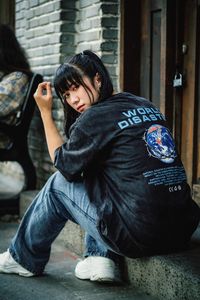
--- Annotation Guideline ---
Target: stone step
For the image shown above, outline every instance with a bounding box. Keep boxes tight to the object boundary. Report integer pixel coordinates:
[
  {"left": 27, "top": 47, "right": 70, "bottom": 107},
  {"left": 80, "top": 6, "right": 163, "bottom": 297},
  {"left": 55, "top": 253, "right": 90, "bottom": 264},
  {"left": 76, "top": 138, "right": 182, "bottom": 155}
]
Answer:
[
  {"left": 193, "top": 184, "right": 200, "bottom": 206},
  {"left": 0, "top": 172, "right": 23, "bottom": 215},
  {"left": 19, "top": 190, "right": 200, "bottom": 300}
]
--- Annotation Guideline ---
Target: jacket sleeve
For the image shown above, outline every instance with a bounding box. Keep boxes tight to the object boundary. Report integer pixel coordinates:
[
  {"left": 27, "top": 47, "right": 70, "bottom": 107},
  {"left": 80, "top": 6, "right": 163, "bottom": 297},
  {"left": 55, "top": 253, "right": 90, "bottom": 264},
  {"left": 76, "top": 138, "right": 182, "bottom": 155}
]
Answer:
[
  {"left": 54, "top": 125, "right": 98, "bottom": 182},
  {"left": 0, "top": 72, "right": 28, "bottom": 118}
]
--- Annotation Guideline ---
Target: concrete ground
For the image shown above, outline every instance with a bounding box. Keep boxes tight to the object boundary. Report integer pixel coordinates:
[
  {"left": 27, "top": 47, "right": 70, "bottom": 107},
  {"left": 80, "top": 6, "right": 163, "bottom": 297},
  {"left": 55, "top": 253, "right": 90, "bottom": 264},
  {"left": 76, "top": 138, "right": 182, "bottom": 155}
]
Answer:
[{"left": 0, "top": 222, "right": 158, "bottom": 300}]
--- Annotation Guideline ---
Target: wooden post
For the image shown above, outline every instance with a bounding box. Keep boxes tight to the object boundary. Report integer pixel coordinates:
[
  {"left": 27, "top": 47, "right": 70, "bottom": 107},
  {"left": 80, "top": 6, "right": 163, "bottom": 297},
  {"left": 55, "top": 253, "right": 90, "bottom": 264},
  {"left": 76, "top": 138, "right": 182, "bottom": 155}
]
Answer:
[{"left": 181, "top": 0, "right": 197, "bottom": 185}]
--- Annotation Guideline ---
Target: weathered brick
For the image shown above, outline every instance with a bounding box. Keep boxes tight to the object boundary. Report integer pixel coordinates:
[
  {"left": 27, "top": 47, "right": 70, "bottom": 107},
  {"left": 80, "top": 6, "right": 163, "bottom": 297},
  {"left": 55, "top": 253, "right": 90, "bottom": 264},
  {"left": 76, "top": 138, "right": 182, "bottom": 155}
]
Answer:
[
  {"left": 34, "top": 7, "right": 43, "bottom": 17},
  {"left": 101, "top": 41, "right": 118, "bottom": 51},
  {"left": 102, "top": 28, "right": 118, "bottom": 39},
  {"left": 39, "top": 0, "right": 49, "bottom": 4},
  {"left": 49, "top": 33, "right": 62, "bottom": 44},
  {"left": 61, "top": 10, "right": 77, "bottom": 21},
  {"left": 80, "top": 19, "right": 91, "bottom": 31},
  {"left": 26, "top": 10, "right": 34, "bottom": 19},
  {"left": 45, "top": 44, "right": 61, "bottom": 55},
  {"left": 112, "top": 77, "right": 118, "bottom": 90},
  {"left": 61, "top": 22, "right": 76, "bottom": 33},
  {"left": 15, "top": 10, "right": 24, "bottom": 20},
  {"left": 28, "top": 36, "right": 49, "bottom": 48},
  {"left": 101, "top": 3, "right": 118, "bottom": 14},
  {"left": 38, "top": 15, "right": 50, "bottom": 26},
  {"left": 60, "top": 33, "right": 75, "bottom": 43},
  {"left": 28, "top": 47, "right": 44, "bottom": 57},
  {"left": 60, "top": 44, "right": 76, "bottom": 55},
  {"left": 16, "top": 28, "right": 24, "bottom": 38},
  {"left": 50, "top": 11, "right": 61, "bottom": 22},
  {"left": 29, "top": 18, "right": 39, "bottom": 28},
  {"left": 17, "top": 1, "right": 25, "bottom": 11},
  {"left": 79, "top": 0, "right": 100, "bottom": 9},
  {"left": 85, "top": 5, "right": 101, "bottom": 18},
  {"left": 44, "top": 23, "right": 57, "bottom": 34},
  {"left": 77, "top": 30, "right": 101, "bottom": 43},
  {"left": 77, "top": 41, "right": 101, "bottom": 53},
  {"left": 101, "top": 16, "right": 118, "bottom": 27},
  {"left": 106, "top": 65, "right": 118, "bottom": 76},
  {"left": 30, "top": 55, "right": 60, "bottom": 67},
  {"left": 91, "top": 18, "right": 101, "bottom": 28},
  {"left": 15, "top": 3, "right": 20, "bottom": 11},
  {"left": 25, "top": 29, "right": 35, "bottom": 39},
  {"left": 29, "top": 0, "right": 39, "bottom": 7},
  {"left": 60, "top": 0, "right": 77, "bottom": 9},
  {"left": 101, "top": 54, "right": 118, "bottom": 64}
]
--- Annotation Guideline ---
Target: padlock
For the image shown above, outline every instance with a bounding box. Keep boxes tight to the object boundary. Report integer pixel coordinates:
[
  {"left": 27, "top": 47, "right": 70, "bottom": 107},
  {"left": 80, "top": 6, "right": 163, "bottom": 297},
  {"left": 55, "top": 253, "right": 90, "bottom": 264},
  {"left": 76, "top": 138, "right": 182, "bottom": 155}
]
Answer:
[{"left": 173, "top": 73, "right": 182, "bottom": 87}]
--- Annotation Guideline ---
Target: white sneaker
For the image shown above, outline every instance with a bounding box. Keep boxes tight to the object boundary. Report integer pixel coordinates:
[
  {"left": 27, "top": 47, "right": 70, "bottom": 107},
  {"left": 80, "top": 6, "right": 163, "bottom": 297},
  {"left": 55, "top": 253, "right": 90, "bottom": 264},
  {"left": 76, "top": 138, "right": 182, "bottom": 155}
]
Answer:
[
  {"left": 75, "top": 256, "right": 121, "bottom": 282},
  {"left": 0, "top": 249, "right": 34, "bottom": 277}
]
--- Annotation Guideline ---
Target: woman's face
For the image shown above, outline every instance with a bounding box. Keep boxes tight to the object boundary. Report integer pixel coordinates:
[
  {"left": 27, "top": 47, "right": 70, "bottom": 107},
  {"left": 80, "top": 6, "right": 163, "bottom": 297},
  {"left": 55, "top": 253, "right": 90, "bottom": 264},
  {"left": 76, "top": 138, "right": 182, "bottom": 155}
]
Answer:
[{"left": 62, "top": 76, "right": 100, "bottom": 113}]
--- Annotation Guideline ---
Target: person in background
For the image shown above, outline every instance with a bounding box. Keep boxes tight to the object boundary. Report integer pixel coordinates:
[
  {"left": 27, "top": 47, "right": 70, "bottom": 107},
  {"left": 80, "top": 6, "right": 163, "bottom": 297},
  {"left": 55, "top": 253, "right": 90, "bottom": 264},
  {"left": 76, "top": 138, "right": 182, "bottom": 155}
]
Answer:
[
  {"left": 0, "top": 50, "right": 199, "bottom": 282},
  {"left": 0, "top": 24, "right": 31, "bottom": 148}
]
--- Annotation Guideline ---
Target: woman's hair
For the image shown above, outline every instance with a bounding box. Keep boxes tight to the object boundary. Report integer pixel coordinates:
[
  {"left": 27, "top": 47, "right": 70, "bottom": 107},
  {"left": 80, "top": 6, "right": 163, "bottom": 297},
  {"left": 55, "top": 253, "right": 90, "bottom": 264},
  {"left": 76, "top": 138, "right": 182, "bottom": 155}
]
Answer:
[
  {"left": 54, "top": 50, "right": 113, "bottom": 135},
  {"left": 0, "top": 24, "right": 31, "bottom": 75}
]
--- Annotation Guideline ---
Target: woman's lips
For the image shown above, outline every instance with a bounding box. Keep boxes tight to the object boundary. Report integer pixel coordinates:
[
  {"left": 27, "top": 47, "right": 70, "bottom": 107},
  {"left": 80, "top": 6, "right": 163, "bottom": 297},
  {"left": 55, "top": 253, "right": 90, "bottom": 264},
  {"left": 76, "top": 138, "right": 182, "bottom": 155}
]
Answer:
[{"left": 77, "top": 104, "right": 85, "bottom": 112}]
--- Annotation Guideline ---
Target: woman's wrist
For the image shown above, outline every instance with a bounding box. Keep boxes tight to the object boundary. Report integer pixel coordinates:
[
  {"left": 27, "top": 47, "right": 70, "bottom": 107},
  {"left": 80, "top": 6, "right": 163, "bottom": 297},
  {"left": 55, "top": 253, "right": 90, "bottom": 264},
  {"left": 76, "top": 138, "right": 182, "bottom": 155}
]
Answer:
[{"left": 40, "top": 110, "right": 53, "bottom": 120}]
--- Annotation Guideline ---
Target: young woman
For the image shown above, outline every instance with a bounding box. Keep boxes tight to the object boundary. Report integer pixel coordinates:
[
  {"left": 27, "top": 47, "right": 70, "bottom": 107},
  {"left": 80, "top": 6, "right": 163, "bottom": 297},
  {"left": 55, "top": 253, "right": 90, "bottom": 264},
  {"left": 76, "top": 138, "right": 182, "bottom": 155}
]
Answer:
[
  {"left": 0, "top": 50, "right": 199, "bottom": 282},
  {"left": 0, "top": 24, "right": 31, "bottom": 148}
]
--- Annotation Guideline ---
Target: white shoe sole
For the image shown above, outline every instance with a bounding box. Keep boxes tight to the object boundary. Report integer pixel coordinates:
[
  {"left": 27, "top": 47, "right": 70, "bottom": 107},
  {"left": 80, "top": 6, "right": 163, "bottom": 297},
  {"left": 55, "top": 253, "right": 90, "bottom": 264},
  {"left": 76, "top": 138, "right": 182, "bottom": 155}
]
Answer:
[
  {"left": 75, "top": 257, "right": 121, "bottom": 282},
  {"left": 0, "top": 266, "right": 34, "bottom": 277}
]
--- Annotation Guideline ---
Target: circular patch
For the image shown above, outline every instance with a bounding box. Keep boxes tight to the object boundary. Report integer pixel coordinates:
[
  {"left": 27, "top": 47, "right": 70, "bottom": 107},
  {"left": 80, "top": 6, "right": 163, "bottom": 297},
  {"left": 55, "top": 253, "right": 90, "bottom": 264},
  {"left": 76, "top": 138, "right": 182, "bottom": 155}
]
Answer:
[{"left": 144, "top": 124, "right": 177, "bottom": 163}]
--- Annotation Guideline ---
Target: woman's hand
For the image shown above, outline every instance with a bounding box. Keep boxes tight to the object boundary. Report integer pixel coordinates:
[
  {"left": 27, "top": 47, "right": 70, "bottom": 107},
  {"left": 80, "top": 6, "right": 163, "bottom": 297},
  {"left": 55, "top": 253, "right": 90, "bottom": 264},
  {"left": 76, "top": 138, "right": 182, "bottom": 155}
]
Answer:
[
  {"left": 34, "top": 81, "right": 64, "bottom": 161},
  {"left": 34, "top": 82, "right": 53, "bottom": 114}
]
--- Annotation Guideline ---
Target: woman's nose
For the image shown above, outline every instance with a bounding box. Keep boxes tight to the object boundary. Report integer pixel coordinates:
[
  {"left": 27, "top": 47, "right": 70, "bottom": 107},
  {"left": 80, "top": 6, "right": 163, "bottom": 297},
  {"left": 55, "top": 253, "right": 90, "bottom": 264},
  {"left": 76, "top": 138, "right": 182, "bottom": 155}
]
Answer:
[{"left": 71, "top": 94, "right": 79, "bottom": 104}]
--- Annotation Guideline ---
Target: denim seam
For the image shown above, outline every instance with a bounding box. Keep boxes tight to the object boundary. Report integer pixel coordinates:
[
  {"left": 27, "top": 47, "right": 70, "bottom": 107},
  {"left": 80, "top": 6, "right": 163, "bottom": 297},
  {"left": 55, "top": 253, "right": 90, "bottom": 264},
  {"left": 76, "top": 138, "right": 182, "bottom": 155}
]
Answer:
[{"left": 50, "top": 189, "right": 96, "bottom": 224}]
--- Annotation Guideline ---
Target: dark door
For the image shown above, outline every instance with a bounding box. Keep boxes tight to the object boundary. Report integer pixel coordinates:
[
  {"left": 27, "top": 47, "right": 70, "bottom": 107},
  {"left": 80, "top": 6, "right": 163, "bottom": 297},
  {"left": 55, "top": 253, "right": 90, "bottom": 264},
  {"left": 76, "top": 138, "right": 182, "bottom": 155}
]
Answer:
[
  {"left": 139, "top": 0, "right": 176, "bottom": 130},
  {"left": 121, "top": 0, "right": 200, "bottom": 186},
  {"left": 0, "top": 0, "right": 15, "bottom": 29}
]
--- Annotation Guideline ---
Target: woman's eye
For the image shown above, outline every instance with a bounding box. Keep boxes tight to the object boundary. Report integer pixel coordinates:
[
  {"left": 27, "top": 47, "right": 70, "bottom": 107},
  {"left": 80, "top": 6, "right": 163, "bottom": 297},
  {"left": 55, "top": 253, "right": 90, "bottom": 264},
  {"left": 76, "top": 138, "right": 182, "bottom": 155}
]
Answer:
[
  {"left": 64, "top": 93, "right": 70, "bottom": 100},
  {"left": 72, "top": 85, "right": 78, "bottom": 91}
]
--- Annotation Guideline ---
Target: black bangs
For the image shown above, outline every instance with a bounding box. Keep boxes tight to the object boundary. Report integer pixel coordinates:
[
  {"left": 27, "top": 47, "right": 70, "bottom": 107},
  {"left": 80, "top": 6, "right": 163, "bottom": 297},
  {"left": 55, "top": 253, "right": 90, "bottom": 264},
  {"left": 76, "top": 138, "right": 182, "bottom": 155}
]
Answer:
[{"left": 54, "top": 63, "right": 84, "bottom": 100}]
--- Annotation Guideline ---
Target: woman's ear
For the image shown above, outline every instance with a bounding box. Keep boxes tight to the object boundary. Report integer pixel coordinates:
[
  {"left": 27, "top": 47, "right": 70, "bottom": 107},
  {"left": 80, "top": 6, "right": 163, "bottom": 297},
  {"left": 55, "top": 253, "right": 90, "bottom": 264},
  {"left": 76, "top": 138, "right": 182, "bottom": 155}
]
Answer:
[{"left": 94, "top": 73, "right": 101, "bottom": 89}]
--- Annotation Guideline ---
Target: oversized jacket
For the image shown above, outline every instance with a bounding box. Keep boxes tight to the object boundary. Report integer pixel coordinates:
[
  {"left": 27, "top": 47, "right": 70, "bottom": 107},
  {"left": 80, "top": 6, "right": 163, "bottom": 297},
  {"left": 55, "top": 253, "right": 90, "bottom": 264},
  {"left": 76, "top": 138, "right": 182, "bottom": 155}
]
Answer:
[
  {"left": 0, "top": 71, "right": 28, "bottom": 148},
  {"left": 54, "top": 92, "right": 200, "bottom": 258}
]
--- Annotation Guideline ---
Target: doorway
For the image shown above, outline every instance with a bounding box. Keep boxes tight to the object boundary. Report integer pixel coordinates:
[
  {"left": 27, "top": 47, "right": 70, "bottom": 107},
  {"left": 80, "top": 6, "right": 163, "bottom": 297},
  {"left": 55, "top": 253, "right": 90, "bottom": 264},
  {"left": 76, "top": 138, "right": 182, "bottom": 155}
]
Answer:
[{"left": 121, "top": 0, "right": 200, "bottom": 186}]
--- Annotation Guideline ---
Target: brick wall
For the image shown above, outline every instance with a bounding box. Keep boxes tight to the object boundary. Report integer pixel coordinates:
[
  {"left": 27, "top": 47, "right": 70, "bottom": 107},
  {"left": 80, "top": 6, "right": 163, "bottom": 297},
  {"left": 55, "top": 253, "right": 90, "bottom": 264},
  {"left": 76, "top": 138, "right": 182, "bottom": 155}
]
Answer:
[
  {"left": 76, "top": 0, "right": 119, "bottom": 89},
  {"left": 12, "top": 0, "right": 120, "bottom": 188}
]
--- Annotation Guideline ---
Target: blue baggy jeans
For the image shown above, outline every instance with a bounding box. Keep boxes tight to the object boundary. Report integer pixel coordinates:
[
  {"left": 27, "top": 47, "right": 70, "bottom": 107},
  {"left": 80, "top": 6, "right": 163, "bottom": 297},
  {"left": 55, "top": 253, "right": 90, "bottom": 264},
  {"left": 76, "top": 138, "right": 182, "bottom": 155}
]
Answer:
[{"left": 9, "top": 171, "right": 122, "bottom": 274}]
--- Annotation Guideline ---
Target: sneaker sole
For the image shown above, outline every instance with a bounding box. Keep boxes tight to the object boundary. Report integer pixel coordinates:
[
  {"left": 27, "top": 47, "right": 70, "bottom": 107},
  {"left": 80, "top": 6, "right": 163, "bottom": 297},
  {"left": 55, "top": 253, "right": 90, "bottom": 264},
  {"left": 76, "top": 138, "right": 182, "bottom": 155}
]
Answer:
[
  {"left": 0, "top": 266, "right": 34, "bottom": 277},
  {"left": 90, "top": 275, "right": 119, "bottom": 282},
  {"left": 75, "top": 271, "right": 121, "bottom": 283}
]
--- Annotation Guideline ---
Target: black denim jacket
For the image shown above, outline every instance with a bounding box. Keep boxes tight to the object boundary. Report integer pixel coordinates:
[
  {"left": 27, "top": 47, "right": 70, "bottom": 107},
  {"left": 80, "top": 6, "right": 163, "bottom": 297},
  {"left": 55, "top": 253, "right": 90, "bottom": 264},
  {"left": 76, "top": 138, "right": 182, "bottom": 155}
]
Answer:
[{"left": 54, "top": 92, "right": 200, "bottom": 257}]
